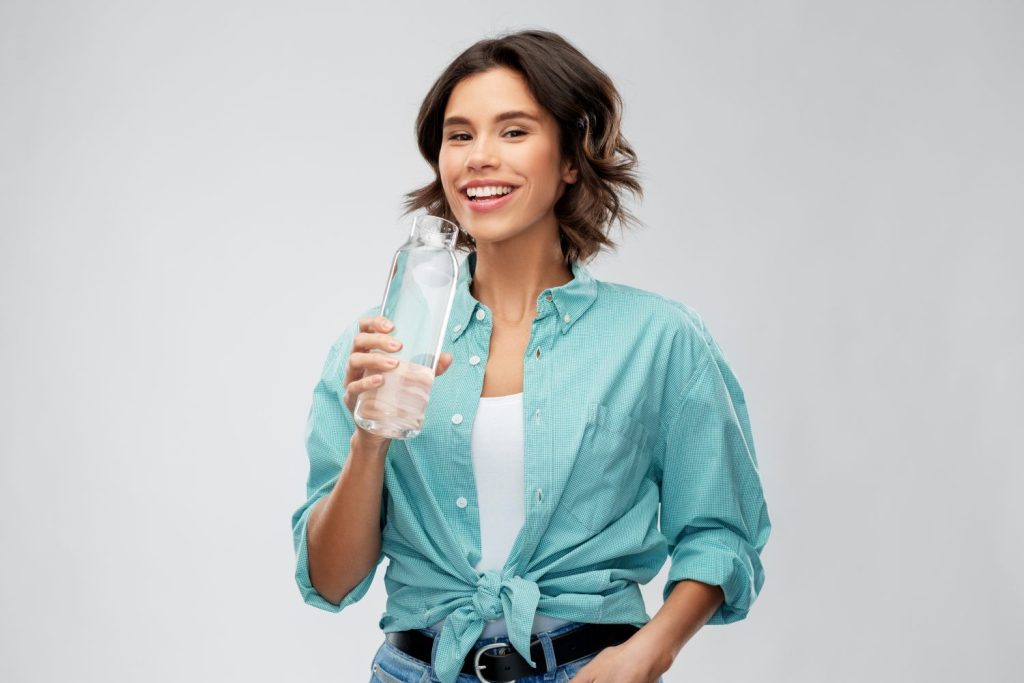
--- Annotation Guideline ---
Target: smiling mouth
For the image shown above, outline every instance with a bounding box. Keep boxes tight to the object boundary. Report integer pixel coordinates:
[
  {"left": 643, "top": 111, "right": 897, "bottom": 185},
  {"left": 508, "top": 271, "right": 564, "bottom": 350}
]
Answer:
[{"left": 463, "top": 187, "right": 519, "bottom": 201}]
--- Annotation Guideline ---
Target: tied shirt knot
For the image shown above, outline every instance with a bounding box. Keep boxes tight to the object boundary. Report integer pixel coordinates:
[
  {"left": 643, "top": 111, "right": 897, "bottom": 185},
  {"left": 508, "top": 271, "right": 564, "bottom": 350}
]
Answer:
[{"left": 432, "top": 569, "right": 541, "bottom": 683}]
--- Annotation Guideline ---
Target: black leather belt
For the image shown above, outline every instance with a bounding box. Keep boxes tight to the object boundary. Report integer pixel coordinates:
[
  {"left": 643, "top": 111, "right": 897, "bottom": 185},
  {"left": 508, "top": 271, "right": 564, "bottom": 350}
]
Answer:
[{"left": 385, "top": 622, "right": 640, "bottom": 682}]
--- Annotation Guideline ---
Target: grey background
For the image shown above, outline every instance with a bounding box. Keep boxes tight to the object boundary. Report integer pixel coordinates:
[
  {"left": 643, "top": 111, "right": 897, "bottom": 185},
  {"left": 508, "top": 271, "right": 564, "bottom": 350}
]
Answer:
[{"left": 1, "top": 1, "right": 1021, "bottom": 681}]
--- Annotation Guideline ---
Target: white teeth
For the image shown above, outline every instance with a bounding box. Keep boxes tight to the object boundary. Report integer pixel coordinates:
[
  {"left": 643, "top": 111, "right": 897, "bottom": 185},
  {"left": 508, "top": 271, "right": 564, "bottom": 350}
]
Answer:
[{"left": 466, "top": 185, "right": 514, "bottom": 198}]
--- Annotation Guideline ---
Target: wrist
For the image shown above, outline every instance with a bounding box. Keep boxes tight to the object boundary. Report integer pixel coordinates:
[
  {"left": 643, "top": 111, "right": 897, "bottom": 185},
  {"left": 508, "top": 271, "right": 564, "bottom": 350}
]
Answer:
[
  {"left": 350, "top": 429, "right": 391, "bottom": 458},
  {"left": 621, "top": 629, "right": 674, "bottom": 677}
]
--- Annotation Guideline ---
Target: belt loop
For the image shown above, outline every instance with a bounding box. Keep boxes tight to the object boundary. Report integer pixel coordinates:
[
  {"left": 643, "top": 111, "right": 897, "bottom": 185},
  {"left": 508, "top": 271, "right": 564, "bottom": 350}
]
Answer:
[
  {"left": 429, "top": 628, "right": 441, "bottom": 672},
  {"left": 537, "top": 631, "right": 558, "bottom": 681}
]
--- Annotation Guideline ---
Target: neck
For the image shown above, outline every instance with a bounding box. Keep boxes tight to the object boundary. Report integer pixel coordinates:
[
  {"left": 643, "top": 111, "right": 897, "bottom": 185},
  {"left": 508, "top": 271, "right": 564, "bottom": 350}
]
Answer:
[{"left": 469, "top": 241, "right": 573, "bottom": 326}]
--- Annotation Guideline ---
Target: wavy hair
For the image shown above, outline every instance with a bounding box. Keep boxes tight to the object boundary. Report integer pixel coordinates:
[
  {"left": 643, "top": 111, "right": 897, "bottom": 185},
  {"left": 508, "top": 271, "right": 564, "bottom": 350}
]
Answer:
[{"left": 401, "top": 29, "right": 644, "bottom": 264}]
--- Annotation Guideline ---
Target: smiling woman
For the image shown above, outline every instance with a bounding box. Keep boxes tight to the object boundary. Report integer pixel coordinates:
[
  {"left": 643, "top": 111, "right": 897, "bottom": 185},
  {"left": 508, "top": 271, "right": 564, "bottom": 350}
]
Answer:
[
  {"left": 292, "top": 28, "right": 770, "bottom": 683},
  {"left": 402, "top": 30, "right": 644, "bottom": 263},
  {"left": 438, "top": 68, "right": 575, "bottom": 240}
]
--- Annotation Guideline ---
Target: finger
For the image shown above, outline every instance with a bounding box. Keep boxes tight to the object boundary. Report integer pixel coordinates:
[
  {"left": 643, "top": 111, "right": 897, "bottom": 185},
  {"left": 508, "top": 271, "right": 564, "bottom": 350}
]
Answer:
[
  {"left": 353, "top": 331, "right": 403, "bottom": 353},
  {"left": 436, "top": 352, "right": 453, "bottom": 376},
  {"left": 349, "top": 350, "right": 401, "bottom": 373},
  {"left": 343, "top": 372, "right": 385, "bottom": 405},
  {"left": 400, "top": 362, "right": 436, "bottom": 391},
  {"left": 358, "top": 315, "right": 394, "bottom": 334}
]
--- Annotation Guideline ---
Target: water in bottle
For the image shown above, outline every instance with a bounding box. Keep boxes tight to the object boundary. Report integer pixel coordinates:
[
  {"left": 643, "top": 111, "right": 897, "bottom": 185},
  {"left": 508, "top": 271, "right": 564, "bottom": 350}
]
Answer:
[{"left": 353, "top": 214, "right": 460, "bottom": 440}]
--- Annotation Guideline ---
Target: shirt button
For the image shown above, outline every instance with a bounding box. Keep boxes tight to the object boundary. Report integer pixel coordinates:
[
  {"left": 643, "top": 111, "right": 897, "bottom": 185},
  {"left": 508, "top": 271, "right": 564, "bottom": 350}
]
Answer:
[
  {"left": 563, "top": 313, "right": 571, "bottom": 323},
  {"left": 469, "top": 355, "right": 481, "bottom": 365},
  {"left": 453, "top": 324, "right": 462, "bottom": 333},
  {"left": 456, "top": 496, "right": 468, "bottom": 508},
  {"left": 475, "top": 310, "right": 485, "bottom": 321},
  {"left": 451, "top": 414, "right": 463, "bottom": 425}
]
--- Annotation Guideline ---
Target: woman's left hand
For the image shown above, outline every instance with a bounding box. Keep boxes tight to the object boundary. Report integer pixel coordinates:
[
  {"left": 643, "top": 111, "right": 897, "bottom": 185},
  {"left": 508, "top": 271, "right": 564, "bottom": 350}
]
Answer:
[{"left": 570, "top": 636, "right": 672, "bottom": 682}]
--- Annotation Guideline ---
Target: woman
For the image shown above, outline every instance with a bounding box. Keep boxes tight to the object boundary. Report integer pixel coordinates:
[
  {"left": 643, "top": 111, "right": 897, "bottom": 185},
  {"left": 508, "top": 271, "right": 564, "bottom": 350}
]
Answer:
[{"left": 292, "top": 29, "right": 771, "bottom": 683}]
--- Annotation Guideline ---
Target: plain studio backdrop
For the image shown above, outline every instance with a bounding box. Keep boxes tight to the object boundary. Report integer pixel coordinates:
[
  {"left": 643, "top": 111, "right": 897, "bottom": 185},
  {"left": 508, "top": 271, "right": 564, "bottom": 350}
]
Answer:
[{"left": 1, "top": 1, "right": 1021, "bottom": 681}]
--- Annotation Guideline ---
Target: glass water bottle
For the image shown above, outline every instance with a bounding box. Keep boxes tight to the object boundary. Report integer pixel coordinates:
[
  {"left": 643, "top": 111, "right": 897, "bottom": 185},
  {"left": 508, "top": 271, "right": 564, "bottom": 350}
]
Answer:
[{"left": 353, "top": 214, "right": 460, "bottom": 440}]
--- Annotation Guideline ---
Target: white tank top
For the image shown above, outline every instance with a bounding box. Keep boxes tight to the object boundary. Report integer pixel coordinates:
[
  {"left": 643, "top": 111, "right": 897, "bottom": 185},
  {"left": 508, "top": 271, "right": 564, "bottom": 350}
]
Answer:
[{"left": 428, "top": 392, "right": 573, "bottom": 637}]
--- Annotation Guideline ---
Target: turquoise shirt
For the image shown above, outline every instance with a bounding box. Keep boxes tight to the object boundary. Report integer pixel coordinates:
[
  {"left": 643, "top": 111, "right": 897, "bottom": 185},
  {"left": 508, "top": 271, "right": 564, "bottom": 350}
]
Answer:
[{"left": 292, "top": 251, "right": 771, "bottom": 683}]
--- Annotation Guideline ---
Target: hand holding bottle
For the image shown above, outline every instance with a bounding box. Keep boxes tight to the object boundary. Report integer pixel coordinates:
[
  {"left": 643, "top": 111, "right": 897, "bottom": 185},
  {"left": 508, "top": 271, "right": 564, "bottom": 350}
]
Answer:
[{"left": 343, "top": 315, "right": 453, "bottom": 448}]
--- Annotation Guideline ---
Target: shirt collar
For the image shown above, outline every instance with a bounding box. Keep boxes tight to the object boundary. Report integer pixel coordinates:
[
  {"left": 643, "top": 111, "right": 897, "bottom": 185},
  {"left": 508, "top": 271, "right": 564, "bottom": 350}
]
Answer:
[{"left": 448, "top": 250, "right": 598, "bottom": 342}]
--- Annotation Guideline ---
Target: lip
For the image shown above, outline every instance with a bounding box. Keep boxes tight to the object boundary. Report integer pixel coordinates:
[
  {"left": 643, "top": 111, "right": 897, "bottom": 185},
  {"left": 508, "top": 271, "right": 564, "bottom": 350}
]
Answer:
[{"left": 459, "top": 185, "right": 520, "bottom": 213}]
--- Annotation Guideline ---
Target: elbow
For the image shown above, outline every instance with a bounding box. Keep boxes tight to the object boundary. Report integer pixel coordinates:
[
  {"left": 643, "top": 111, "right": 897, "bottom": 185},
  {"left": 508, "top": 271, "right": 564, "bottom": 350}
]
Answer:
[{"left": 307, "top": 543, "right": 378, "bottom": 606}]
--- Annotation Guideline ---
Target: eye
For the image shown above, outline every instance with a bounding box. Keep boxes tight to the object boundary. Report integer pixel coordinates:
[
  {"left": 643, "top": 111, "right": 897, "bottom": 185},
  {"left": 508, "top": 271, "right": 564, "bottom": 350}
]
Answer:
[
  {"left": 504, "top": 129, "right": 527, "bottom": 138},
  {"left": 447, "top": 133, "right": 471, "bottom": 141}
]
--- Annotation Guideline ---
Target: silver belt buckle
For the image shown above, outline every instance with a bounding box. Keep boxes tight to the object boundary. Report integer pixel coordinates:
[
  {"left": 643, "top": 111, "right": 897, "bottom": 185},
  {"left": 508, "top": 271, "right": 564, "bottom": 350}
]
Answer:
[{"left": 472, "top": 641, "right": 512, "bottom": 683}]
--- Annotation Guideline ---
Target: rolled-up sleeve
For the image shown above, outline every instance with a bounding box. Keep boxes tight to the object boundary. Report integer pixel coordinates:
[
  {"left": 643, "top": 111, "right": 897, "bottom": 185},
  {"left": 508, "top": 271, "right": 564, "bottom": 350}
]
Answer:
[
  {"left": 658, "top": 322, "right": 771, "bottom": 624},
  {"left": 290, "top": 311, "right": 386, "bottom": 612}
]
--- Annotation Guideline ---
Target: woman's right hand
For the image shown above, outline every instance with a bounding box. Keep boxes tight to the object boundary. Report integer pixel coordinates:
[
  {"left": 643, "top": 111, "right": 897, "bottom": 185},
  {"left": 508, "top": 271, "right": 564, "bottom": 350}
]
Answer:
[{"left": 342, "top": 315, "right": 454, "bottom": 448}]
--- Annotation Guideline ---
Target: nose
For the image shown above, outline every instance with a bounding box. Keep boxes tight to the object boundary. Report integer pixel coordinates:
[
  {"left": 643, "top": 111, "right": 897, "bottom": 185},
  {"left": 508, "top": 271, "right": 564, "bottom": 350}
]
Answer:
[{"left": 465, "top": 133, "right": 499, "bottom": 171}]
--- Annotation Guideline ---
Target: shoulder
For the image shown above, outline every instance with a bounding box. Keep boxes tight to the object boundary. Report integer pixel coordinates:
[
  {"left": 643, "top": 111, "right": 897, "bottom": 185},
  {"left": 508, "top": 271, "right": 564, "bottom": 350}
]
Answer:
[{"left": 594, "top": 279, "right": 710, "bottom": 348}]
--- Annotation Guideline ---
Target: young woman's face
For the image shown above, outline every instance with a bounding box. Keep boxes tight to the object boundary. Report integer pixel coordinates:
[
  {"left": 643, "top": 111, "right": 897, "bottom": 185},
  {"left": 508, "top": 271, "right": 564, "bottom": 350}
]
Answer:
[{"left": 438, "top": 67, "right": 577, "bottom": 247}]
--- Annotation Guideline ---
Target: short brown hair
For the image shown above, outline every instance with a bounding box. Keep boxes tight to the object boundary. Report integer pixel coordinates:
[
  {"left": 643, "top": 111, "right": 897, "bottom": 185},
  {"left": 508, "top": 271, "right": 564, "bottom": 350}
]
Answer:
[{"left": 401, "top": 29, "right": 644, "bottom": 264}]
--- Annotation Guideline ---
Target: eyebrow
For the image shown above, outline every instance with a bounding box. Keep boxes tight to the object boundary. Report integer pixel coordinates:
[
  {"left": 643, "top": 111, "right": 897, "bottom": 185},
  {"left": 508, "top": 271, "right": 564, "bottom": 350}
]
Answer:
[{"left": 442, "top": 110, "right": 541, "bottom": 128}]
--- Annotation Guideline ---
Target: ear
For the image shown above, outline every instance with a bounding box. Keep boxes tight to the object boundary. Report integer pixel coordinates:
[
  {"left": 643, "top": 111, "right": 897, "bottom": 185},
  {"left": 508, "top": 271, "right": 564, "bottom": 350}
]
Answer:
[{"left": 561, "top": 158, "right": 579, "bottom": 185}]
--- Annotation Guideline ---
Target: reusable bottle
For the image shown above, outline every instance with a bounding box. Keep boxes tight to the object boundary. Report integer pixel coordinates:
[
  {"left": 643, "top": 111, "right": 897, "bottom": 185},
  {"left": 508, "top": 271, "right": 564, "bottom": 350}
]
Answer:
[{"left": 353, "top": 214, "right": 460, "bottom": 440}]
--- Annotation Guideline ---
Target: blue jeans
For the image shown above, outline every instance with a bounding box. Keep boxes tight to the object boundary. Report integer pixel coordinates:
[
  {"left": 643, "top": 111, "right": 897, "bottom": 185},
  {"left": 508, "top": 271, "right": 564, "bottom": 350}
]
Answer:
[{"left": 369, "top": 621, "right": 665, "bottom": 683}]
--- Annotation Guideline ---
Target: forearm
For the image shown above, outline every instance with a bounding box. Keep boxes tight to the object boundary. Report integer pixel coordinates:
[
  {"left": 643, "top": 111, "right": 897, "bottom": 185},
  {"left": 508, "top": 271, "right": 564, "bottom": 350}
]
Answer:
[
  {"left": 628, "top": 580, "right": 725, "bottom": 671},
  {"left": 306, "top": 432, "right": 389, "bottom": 604}
]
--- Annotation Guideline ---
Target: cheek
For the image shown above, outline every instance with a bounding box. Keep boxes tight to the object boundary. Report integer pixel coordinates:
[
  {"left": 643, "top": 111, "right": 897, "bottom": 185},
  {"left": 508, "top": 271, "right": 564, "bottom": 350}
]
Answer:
[
  {"left": 520, "top": 149, "right": 563, "bottom": 192},
  {"left": 437, "top": 156, "right": 459, "bottom": 201}
]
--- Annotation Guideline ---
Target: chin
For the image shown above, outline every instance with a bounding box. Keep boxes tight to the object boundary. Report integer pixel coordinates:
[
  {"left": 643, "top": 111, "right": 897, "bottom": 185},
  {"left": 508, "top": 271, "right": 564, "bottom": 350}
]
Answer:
[{"left": 468, "top": 227, "right": 528, "bottom": 247}]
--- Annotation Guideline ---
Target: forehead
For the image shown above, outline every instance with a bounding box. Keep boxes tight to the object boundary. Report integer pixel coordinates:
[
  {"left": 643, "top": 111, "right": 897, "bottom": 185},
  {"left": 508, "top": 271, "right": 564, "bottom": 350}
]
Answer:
[{"left": 444, "top": 67, "right": 546, "bottom": 121}]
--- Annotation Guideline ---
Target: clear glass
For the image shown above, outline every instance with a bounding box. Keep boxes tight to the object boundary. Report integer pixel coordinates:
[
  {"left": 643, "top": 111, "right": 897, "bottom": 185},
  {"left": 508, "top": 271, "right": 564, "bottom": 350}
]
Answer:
[{"left": 353, "top": 215, "right": 460, "bottom": 440}]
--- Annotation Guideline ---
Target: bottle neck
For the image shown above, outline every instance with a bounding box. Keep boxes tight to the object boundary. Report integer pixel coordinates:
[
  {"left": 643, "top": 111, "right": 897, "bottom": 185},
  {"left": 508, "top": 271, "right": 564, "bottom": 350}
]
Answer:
[{"left": 410, "top": 216, "right": 458, "bottom": 249}]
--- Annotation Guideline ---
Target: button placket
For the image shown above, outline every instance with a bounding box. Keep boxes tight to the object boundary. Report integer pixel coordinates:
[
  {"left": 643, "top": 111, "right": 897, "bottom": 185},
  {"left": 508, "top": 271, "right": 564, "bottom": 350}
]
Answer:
[{"left": 519, "top": 313, "right": 555, "bottom": 552}]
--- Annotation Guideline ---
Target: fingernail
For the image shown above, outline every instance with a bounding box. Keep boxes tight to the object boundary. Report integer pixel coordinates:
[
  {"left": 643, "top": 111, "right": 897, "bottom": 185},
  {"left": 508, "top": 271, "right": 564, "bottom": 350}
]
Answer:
[{"left": 382, "top": 320, "right": 393, "bottom": 330}]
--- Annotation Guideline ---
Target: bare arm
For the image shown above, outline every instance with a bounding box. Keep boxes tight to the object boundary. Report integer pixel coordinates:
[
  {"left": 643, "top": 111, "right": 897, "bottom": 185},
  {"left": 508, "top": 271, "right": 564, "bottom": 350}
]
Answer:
[
  {"left": 302, "top": 314, "right": 455, "bottom": 606},
  {"left": 571, "top": 579, "right": 725, "bottom": 681},
  {"left": 305, "top": 432, "right": 390, "bottom": 605},
  {"left": 628, "top": 580, "right": 725, "bottom": 672}
]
